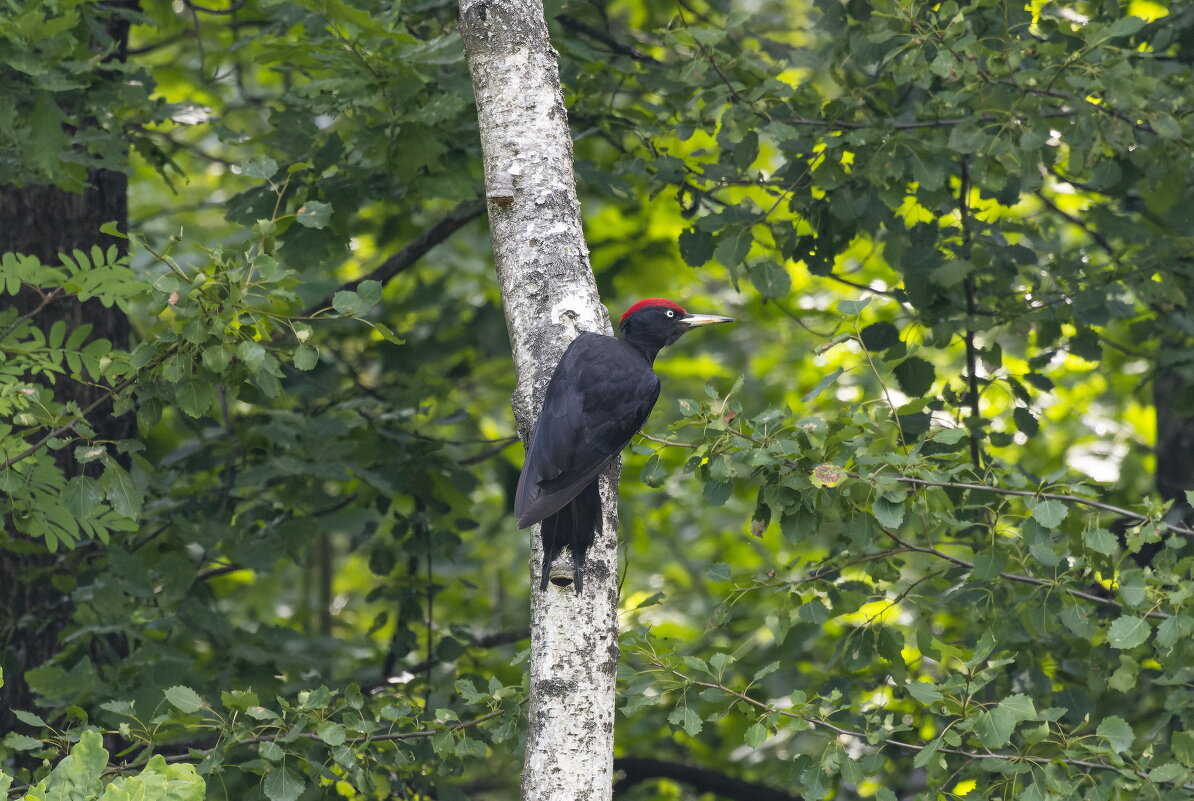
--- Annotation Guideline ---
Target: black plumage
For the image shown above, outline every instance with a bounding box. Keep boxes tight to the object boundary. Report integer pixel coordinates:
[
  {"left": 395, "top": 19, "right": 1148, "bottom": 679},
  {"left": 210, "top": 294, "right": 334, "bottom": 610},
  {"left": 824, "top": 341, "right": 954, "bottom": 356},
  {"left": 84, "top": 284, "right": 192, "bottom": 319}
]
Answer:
[{"left": 514, "top": 299, "right": 733, "bottom": 592}]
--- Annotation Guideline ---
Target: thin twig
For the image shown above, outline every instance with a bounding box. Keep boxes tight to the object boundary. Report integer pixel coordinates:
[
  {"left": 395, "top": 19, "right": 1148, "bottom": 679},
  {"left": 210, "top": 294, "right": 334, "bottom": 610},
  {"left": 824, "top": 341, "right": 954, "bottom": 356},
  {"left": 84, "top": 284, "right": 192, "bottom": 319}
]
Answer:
[
  {"left": 300, "top": 198, "right": 486, "bottom": 318},
  {"left": 875, "top": 524, "right": 1170, "bottom": 620},
  {"left": 555, "top": 14, "right": 659, "bottom": 63},
  {"left": 1034, "top": 190, "right": 1115, "bottom": 257},
  {"left": 658, "top": 666, "right": 1169, "bottom": 781}
]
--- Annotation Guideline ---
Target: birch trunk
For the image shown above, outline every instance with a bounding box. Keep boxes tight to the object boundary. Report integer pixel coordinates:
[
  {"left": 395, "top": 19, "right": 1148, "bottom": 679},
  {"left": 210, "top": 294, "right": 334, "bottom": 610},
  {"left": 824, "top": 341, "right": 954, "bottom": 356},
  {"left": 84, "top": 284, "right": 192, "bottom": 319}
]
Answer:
[{"left": 459, "top": 2, "right": 618, "bottom": 799}]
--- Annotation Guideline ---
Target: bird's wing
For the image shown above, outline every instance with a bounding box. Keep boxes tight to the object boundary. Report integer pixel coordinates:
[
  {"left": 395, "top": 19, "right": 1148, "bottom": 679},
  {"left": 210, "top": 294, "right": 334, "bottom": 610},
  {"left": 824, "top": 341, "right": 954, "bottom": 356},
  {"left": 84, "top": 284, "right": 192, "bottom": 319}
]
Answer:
[{"left": 515, "top": 334, "right": 660, "bottom": 528}]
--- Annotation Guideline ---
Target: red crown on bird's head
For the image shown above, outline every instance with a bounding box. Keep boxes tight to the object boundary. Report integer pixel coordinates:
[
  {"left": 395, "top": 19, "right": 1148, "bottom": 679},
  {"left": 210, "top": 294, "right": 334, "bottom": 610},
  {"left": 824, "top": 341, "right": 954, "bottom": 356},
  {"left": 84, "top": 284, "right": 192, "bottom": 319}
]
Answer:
[{"left": 620, "top": 298, "right": 686, "bottom": 323}]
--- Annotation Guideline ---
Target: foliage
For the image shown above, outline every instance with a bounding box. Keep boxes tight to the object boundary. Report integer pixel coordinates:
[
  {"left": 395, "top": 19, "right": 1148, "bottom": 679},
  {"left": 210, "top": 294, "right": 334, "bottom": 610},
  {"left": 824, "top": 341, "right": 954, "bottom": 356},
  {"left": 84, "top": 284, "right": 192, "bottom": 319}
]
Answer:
[{"left": 3, "top": 0, "right": 1194, "bottom": 799}]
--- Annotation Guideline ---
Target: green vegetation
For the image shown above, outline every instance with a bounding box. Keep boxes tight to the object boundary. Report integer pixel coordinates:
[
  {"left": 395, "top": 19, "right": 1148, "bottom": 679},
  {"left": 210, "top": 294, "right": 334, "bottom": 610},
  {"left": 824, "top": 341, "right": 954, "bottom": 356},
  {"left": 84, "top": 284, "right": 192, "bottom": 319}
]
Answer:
[{"left": 2, "top": 0, "right": 1193, "bottom": 799}]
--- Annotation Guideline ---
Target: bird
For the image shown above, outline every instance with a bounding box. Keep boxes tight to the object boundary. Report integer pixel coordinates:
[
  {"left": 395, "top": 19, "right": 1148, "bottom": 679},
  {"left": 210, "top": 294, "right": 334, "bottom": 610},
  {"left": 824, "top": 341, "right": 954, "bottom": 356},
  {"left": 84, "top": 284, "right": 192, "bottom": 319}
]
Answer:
[{"left": 514, "top": 298, "right": 734, "bottom": 592}]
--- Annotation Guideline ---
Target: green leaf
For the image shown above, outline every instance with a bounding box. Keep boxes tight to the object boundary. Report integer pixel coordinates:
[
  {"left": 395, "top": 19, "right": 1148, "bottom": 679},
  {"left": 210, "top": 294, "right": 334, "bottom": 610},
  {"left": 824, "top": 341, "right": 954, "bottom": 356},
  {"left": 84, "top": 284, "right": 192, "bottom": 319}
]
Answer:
[
  {"left": 1083, "top": 528, "right": 1118, "bottom": 556},
  {"left": 102, "top": 463, "right": 143, "bottom": 519},
  {"left": 639, "top": 454, "right": 666, "bottom": 488},
  {"left": 892, "top": 357, "right": 934, "bottom": 396},
  {"left": 176, "top": 380, "right": 216, "bottom": 418},
  {"left": 263, "top": 765, "right": 305, "bottom": 801},
  {"left": 802, "top": 367, "right": 844, "bottom": 402},
  {"left": 1013, "top": 407, "right": 1039, "bottom": 438},
  {"left": 13, "top": 709, "right": 48, "bottom": 727},
  {"left": 748, "top": 260, "right": 791, "bottom": 299},
  {"left": 667, "top": 705, "right": 703, "bottom": 737},
  {"left": 872, "top": 496, "right": 904, "bottom": 528},
  {"left": 1106, "top": 16, "right": 1146, "bottom": 37},
  {"left": 744, "top": 722, "right": 767, "bottom": 747},
  {"left": 1117, "top": 568, "right": 1146, "bottom": 608},
  {"left": 293, "top": 345, "right": 319, "bottom": 371},
  {"left": 1096, "top": 715, "right": 1135, "bottom": 752},
  {"left": 679, "top": 227, "right": 715, "bottom": 266},
  {"left": 912, "top": 735, "right": 942, "bottom": 768},
  {"left": 705, "top": 562, "right": 731, "bottom": 582},
  {"left": 905, "top": 681, "right": 943, "bottom": 705},
  {"left": 236, "top": 340, "right": 267, "bottom": 371},
  {"left": 929, "top": 259, "right": 973, "bottom": 287},
  {"left": 859, "top": 321, "right": 898, "bottom": 351},
  {"left": 164, "top": 685, "right": 203, "bottom": 713},
  {"left": 1148, "top": 763, "right": 1185, "bottom": 783},
  {"left": 837, "top": 298, "right": 871, "bottom": 315},
  {"left": 1172, "top": 730, "right": 1194, "bottom": 767},
  {"left": 3, "top": 733, "right": 43, "bottom": 751},
  {"left": 975, "top": 693, "right": 1036, "bottom": 748},
  {"left": 63, "top": 476, "right": 104, "bottom": 519},
  {"left": 241, "top": 156, "right": 279, "bottom": 180},
  {"left": 295, "top": 200, "right": 332, "bottom": 229},
  {"left": 1030, "top": 499, "right": 1067, "bottom": 528},
  {"left": 316, "top": 722, "right": 346, "bottom": 746},
  {"left": 333, "top": 290, "right": 374, "bottom": 317},
  {"left": 1107, "top": 615, "right": 1150, "bottom": 649},
  {"left": 259, "top": 740, "right": 284, "bottom": 761}
]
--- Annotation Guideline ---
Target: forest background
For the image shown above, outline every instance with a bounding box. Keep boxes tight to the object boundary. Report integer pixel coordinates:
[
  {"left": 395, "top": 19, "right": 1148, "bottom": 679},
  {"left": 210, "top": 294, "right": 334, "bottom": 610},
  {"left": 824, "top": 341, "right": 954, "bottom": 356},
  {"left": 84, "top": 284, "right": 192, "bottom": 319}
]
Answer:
[{"left": 2, "top": 0, "right": 1194, "bottom": 800}]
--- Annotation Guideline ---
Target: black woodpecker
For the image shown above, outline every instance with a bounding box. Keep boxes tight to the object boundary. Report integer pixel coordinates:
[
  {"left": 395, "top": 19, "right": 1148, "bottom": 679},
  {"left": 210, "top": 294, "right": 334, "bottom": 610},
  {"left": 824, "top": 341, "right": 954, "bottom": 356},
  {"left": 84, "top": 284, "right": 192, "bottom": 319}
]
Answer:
[{"left": 514, "top": 298, "right": 734, "bottom": 592}]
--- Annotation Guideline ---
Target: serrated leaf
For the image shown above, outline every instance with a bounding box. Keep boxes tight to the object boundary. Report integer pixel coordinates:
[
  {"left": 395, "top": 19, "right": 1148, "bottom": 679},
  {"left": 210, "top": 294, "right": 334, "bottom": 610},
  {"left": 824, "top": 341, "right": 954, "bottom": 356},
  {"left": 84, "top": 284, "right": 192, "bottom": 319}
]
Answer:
[
  {"left": 316, "top": 722, "right": 346, "bottom": 746},
  {"left": 906, "top": 681, "right": 943, "bottom": 705},
  {"left": 639, "top": 454, "right": 666, "bottom": 488},
  {"left": 872, "top": 496, "right": 904, "bottom": 528},
  {"left": 241, "top": 156, "right": 279, "bottom": 180},
  {"left": 259, "top": 740, "right": 283, "bottom": 761},
  {"left": 679, "top": 227, "right": 714, "bottom": 266},
  {"left": 1172, "top": 730, "right": 1194, "bottom": 767},
  {"left": 12, "top": 709, "right": 47, "bottom": 727},
  {"left": 103, "top": 464, "right": 143, "bottom": 519},
  {"left": 1083, "top": 528, "right": 1118, "bottom": 556},
  {"left": 293, "top": 345, "right": 319, "bottom": 371},
  {"left": 913, "top": 735, "right": 942, "bottom": 768},
  {"left": 1013, "top": 407, "right": 1039, "bottom": 437},
  {"left": 705, "top": 561, "right": 731, "bottom": 582},
  {"left": 837, "top": 298, "right": 871, "bottom": 315},
  {"left": 176, "top": 380, "right": 215, "bottom": 418},
  {"left": 744, "top": 722, "right": 768, "bottom": 747},
  {"left": 1106, "top": 16, "right": 1146, "bottom": 37},
  {"left": 1031, "top": 499, "right": 1067, "bottom": 528},
  {"left": 1117, "top": 568, "right": 1146, "bottom": 608},
  {"left": 1097, "top": 715, "right": 1134, "bottom": 752},
  {"left": 3, "top": 733, "right": 43, "bottom": 751},
  {"left": 859, "top": 321, "right": 898, "bottom": 351},
  {"left": 975, "top": 693, "right": 1035, "bottom": 748},
  {"left": 893, "top": 357, "right": 934, "bottom": 396},
  {"left": 1107, "top": 615, "right": 1150, "bottom": 649},
  {"left": 295, "top": 200, "right": 332, "bottom": 229},
  {"left": 748, "top": 260, "right": 791, "bottom": 299},
  {"left": 263, "top": 765, "right": 304, "bottom": 801},
  {"left": 164, "top": 685, "right": 203, "bottom": 713}
]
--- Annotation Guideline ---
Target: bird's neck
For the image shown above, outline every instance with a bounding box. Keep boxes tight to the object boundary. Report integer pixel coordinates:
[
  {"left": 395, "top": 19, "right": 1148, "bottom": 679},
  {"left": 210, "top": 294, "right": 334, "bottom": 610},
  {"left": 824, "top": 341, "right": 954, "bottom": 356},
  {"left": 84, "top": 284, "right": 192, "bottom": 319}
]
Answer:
[{"left": 623, "top": 337, "right": 664, "bottom": 365}]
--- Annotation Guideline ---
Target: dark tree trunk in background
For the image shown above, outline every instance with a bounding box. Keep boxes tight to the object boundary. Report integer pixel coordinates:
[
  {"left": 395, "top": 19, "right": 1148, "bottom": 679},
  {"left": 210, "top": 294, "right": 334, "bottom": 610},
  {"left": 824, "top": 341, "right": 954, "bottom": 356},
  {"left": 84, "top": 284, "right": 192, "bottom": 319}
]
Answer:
[
  {"left": 0, "top": 0, "right": 135, "bottom": 729},
  {"left": 1154, "top": 368, "right": 1194, "bottom": 519}
]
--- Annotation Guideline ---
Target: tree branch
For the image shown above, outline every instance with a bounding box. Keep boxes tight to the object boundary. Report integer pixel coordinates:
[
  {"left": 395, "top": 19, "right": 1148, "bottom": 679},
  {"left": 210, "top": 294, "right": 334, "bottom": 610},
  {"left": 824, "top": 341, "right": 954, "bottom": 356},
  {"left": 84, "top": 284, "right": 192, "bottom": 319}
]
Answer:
[
  {"left": 555, "top": 14, "right": 659, "bottom": 63},
  {"left": 1034, "top": 190, "right": 1115, "bottom": 257},
  {"left": 366, "top": 628, "right": 530, "bottom": 694},
  {"left": 873, "top": 520, "right": 1170, "bottom": 619},
  {"left": 300, "top": 198, "right": 486, "bottom": 317}
]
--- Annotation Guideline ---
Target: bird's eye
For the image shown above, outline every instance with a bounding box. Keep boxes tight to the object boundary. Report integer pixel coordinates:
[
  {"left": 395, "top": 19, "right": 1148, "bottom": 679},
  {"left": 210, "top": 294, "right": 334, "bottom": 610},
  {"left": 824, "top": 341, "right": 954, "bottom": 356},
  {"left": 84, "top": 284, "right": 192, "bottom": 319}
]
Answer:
[{"left": 665, "top": 310, "right": 675, "bottom": 318}]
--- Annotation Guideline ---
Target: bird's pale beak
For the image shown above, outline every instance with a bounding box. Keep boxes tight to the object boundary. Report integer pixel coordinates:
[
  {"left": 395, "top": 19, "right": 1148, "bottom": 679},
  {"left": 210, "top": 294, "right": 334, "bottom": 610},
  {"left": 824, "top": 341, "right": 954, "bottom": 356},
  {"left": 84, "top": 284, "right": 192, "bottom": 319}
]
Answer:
[{"left": 680, "top": 313, "right": 735, "bottom": 328}]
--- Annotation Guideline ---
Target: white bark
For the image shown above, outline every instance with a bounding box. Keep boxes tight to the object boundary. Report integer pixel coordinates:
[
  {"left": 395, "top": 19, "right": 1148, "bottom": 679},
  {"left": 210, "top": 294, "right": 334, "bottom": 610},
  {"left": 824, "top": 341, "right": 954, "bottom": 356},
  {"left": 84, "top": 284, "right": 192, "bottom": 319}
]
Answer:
[{"left": 459, "top": 2, "right": 618, "bottom": 800}]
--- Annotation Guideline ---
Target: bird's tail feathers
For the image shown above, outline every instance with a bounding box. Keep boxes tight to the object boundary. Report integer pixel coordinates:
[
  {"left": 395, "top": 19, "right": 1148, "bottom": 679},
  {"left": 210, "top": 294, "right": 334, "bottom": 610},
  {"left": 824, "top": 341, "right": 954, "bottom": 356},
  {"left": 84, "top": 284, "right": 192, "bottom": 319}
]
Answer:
[{"left": 537, "top": 480, "right": 601, "bottom": 593}]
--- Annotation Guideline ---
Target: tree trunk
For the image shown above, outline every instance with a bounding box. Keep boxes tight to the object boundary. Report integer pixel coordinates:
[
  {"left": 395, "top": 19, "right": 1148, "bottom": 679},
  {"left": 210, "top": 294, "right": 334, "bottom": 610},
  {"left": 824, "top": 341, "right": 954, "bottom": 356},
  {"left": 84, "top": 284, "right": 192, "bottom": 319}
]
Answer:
[
  {"left": 459, "top": 2, "right": 618, "bottom": 799},
  {"left": 0, "top": 0, "right": 135, "bottom": 732}
]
